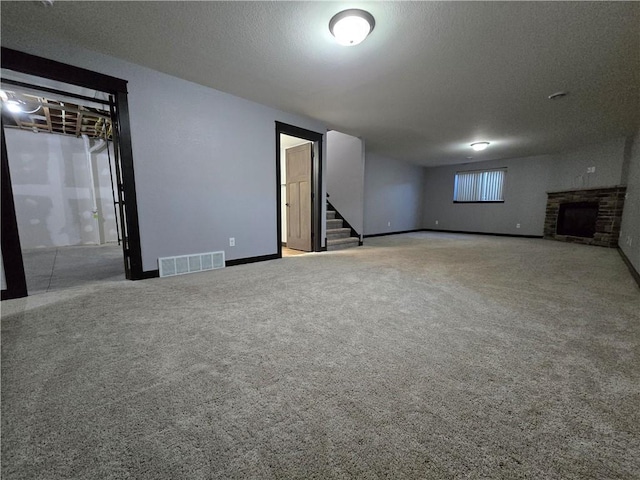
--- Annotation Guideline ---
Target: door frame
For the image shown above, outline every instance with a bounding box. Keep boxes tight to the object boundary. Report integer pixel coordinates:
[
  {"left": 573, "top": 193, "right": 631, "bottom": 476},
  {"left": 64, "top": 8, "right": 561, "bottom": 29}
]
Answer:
[
  {"left": 1, "top": 119, "right": 27, "bottom": 300},
  {"left": 1, "top": 47, "right": 144, "bottom": 300},
  {"left": 275, "top": 122, "right": 324, "bottom": 257}
]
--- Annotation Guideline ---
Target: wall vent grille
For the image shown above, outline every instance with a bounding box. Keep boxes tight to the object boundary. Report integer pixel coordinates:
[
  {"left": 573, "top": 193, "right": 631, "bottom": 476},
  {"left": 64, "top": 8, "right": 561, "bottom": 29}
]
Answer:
[{"left": 159, "top": 251, "right": 225, "bottom": 278}]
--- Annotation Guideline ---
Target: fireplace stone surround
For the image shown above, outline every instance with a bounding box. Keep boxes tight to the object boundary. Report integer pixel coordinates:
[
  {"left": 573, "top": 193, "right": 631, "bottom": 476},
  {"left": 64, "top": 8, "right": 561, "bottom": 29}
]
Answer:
[{"left": 544, "top": 186, "right": 626, "bottom": 247}]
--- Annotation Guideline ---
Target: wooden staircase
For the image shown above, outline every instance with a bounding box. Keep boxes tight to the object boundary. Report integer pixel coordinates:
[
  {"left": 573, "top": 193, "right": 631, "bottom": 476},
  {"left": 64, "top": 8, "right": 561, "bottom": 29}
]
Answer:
[{"left": 326, "top": 206, "right": 360, "bottom": 251}]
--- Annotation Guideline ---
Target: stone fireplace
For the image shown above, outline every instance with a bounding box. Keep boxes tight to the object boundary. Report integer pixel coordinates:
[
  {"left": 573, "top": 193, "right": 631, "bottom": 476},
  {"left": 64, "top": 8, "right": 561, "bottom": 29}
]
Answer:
[{"left": 544, "top": 186, "right": 626, "bottom": 247}]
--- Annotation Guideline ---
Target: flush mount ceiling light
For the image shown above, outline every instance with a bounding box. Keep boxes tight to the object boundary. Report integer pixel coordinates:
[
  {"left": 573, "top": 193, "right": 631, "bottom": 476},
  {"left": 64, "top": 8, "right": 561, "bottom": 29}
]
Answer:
[
  {"left": 329, "top": 9, "right": 375, "bottom": 46},
  {"left": 471, "top": 142, "right": 490, "bottom": 151},
  {"left": 5, "top": 100, "right": 23, "bottom": 113},
  {"left": 548, "top": 91, "right": 569, "bottom": 100}
]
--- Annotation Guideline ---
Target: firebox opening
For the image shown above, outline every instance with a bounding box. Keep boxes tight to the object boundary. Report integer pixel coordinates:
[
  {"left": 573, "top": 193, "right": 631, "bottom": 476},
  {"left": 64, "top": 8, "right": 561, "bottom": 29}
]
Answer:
[{"left": 557, "top": 202, "right": 599, "bottom": 238}]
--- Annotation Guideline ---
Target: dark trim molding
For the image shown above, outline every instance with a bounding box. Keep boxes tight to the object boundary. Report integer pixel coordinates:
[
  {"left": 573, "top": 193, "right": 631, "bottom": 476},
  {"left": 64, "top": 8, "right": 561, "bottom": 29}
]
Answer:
[
  {"left": 1, "top": 121, "right": 27, "bottom": 300},
  {"left": 1, "top": 47, "right": 128, "bottom": 93},
  {"left": 226, "top": 254, "right": 279, "bottom": 267},
  {"left": 422, "top": 228, "right": 543, "bottom": 239},
  {"left": 364, "top": 229, "right": 424, "bottom": 239},
  {"left": 275, "top": 122, "right": 324, "bottom": 257},
  {"left": 618, "top": 248, "right": 640, "bottom": 289},
  {"left": 139, "top": 269, "right": 160, "bottom": 279},
  {"left": 1, "top": 48, "right": 144, "bottom": 282}
]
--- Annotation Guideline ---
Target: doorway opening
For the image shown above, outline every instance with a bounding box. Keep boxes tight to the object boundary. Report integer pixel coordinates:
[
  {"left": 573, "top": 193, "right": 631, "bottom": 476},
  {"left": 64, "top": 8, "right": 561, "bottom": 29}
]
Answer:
[
  {"left": 1, "top": 48, "right": 143, "bottom": 300},
  {"left": 2, "top": 80, "right": 124, "bottom": 294},
  {"left": 275, "top": 122, "right": 324, "bottom": 257}
]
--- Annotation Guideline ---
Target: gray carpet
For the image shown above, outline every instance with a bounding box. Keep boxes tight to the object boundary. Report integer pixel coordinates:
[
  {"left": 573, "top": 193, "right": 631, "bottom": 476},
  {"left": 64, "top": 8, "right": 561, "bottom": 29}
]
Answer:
[{"left": 2, "top": 232, "right": 639, "bottom": 479}]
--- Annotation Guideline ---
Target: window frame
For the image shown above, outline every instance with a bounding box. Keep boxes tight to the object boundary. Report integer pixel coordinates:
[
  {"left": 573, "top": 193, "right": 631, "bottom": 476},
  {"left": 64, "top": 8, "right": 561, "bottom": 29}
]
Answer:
[{"left": 453, "top": 167, "right": 506, "bottom": 204}]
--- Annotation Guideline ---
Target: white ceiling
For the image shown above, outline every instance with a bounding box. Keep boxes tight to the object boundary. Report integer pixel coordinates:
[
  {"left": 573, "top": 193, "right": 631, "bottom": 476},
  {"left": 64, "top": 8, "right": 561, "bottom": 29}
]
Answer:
[{"left": 2, "top": 1, "right": 638, "bottom": 166}]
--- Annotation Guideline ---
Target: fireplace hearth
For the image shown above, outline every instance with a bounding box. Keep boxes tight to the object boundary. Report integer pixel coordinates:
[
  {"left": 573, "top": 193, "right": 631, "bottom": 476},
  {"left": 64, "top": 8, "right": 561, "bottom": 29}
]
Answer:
[{"left": 544, "top": 186, "right": 625, "bottom": 247}]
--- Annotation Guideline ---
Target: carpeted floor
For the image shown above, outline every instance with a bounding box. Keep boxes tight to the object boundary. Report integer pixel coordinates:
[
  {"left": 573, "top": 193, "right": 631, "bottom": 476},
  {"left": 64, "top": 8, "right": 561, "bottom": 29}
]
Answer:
[{"left": 2, "top": 232, "right": 639, "bottom": 479}]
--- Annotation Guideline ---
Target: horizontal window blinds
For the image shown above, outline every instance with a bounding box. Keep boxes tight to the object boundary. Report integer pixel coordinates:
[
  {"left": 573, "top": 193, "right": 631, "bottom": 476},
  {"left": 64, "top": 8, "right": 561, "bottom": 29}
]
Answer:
[{"left": 454, "top": 169, "right": 505, "bottom": 202}]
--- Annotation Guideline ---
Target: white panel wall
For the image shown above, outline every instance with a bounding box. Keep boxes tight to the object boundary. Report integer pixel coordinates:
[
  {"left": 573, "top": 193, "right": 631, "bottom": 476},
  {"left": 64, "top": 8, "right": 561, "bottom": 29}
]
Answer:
[
  {"left": 5, "top": 129, "right": 118, "bottom": 248},
  {"left": 326, "top": 131, "right": 365, "bottom": 237},
  {"left": 3, "top": 29, "right": 327, "bottom": 270},
  {"left": 364, "top": 153, "right": 424, "bottom": 235}
]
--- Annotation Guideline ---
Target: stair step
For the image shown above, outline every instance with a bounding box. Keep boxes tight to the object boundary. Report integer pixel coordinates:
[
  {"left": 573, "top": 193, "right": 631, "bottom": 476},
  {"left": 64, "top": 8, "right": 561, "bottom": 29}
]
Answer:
[
  {"left": 326, "top": 210, "right": 336, "bottom": 220},
  {"left": 327, "top": 237, "right": 360, "bottom": 251},
  {"left": 327, "top": 218, "right": 343, "bottom": 229},
  {"left": 327, "top": 228, "right": 351, "bottom": 239}
]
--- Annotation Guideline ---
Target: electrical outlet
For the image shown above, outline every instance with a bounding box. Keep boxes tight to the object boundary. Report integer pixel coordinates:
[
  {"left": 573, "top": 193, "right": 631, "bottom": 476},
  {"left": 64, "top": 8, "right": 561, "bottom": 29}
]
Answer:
[
  {"left": 229, "top": 237, "right": 235, "bottom": 247},
  {"left": 387, "top": 222, "right": 391, "bottom": 227},
  {"left": 435, "top": 220, "right": 439, "bottom": 225},
  {"left": 587, "top": 166, "right": 596, "bottom": 174},
  {"left": 516, "top": 223, "right": 521, "bottom": 229}
]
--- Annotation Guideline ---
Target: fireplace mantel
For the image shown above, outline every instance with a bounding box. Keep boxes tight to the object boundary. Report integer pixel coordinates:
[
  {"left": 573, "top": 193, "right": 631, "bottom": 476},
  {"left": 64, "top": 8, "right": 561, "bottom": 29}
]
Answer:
[
  {"left": 546, "top": 185, "right": 626, "bottom": 195},
  {"left": 544, "top": 186, "right": 626, "bottom": 248}
]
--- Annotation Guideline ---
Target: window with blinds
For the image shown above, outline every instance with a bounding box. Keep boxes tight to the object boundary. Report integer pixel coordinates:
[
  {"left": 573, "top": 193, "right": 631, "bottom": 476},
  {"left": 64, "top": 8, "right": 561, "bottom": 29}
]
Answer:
[{"left": 453, "top": 169, "right": 506, "bottom": 202}]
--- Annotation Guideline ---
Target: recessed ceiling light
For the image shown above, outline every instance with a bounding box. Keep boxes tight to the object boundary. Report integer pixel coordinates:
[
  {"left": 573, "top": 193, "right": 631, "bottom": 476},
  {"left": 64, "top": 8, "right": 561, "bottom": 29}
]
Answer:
[
  {"left": 548, "top": 91, "right": 568, "bottom": 100},
  {"left": 471, "top": 142, "right": 490, "bottom": 151},
  {"left": 329, "top": 9, "right": 375, "bottom": 46}
]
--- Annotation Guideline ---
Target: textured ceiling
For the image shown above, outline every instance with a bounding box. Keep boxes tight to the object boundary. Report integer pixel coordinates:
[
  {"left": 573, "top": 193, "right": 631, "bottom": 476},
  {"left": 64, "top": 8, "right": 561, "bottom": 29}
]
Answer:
[{"left": 2, "top": 1, "right": 638, "bottom": 166}]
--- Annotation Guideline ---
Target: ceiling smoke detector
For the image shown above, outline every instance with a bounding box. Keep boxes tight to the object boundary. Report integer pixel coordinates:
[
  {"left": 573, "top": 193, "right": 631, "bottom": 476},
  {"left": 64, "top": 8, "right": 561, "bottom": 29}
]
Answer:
[{"left": 329, "top": 9, "right": 375, "bottom": 46}]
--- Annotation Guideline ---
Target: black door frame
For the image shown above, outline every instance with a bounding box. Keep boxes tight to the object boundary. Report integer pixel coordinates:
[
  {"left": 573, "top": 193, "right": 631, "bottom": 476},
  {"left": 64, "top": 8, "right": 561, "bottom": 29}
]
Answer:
[
  {"left": 1, "top": 47, "right": 145, "bottom": 300},
  {"left": 275, "top": 122, "right": 324, "bottom": 257},
  {"left": 1, "top": 119, "right": 27, "bottom": 300}
]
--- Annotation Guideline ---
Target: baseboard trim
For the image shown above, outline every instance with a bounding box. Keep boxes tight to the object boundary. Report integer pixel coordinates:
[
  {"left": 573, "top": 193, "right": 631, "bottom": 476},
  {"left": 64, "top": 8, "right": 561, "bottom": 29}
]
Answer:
[
  {"left": 364, "top": 229, "right": 424, "bottom": 239},
  {"left": 138, "top": 269, "right": 160, "bottom": 279},
  {"left": 226, "top": 253, "right": 279, "bottom": 267},
  {"left": 422, "top": 228, "right": 543, "bottom": 239},
  {"left": 618, "top": 247, "right": 640, "bottom": 289}
]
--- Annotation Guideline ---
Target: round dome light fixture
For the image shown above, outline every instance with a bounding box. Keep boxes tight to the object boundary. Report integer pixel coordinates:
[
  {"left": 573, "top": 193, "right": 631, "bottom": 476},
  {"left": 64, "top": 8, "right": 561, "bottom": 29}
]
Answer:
[
  {"left": 548, "top": 91, "right": 568, "bottom": 100},
  {"left": 6, "top": 100, "right": 22, "bottom": 113},
  {"left": 329, "top": 9, "right": 375, "bottom": 46},
  {"left": 471, "top": 142, "right": 490, "bottom": 151}
]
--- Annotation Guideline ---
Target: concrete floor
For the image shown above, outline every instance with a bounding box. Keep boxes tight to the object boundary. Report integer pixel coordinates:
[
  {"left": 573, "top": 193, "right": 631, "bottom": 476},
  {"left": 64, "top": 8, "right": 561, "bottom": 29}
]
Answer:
[{"left": 21, "top": 243, "right": 125, "bottom": 295}]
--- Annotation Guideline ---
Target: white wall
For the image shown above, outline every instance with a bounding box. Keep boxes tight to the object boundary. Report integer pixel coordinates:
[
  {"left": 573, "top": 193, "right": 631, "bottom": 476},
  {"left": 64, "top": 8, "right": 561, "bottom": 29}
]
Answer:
[
  {"left": 326, "top": 131, "right": 365, "bottom": 237},
  {"left": 3, "top": 29, "right": 327, "bottom": 270},
  {"left": 620, "top": 128, "right": 640, "bottom": 273},
  {"left": 5, "top": 129, "right": 118, "bottom": 249},
  {"left": 364, "top": 153, "right": 424, "bottom": 236},
  {"left": 422, "top": 138, "right": 628, "bottom": 236}
]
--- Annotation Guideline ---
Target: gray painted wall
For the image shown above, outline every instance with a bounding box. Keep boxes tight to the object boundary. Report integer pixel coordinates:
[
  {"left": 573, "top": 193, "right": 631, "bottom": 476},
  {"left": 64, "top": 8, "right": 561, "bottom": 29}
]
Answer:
[
  {"left": 326, "top": 131, "right": 364, "bottom": 237},
  {"left": 549, "top": 137, "right": 628, "bottom": 191},
  {"left": 422, "top": 155, "right": 553, "bottom": 236},
  {"left": 364, "top": 153, "right": 424, "bottom": 235},
  {"left": 3, "top": 30, "right": 327, "bottom": 271},
  {"left": 422, "top": 138, "right": 627, "bottom": 236},
  {"left": 5, "top": 129, "right": 118, "bottom": 249},
  {"left": 620, "top": 128, "right": 640, "bottom": 273}
]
